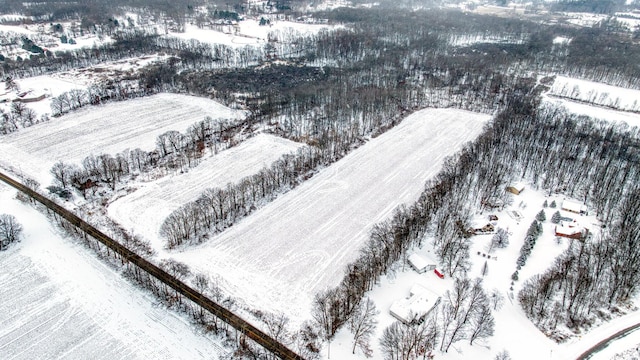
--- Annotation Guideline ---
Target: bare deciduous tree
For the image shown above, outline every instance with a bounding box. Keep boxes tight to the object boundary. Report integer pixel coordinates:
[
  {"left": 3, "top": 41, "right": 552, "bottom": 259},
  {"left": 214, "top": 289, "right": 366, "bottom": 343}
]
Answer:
[
  {"left": 0, "top": 214, "right": 23, "bottom": 250},
  {"left": 348, "top": 297, "right": 378, "bottom": 356}
]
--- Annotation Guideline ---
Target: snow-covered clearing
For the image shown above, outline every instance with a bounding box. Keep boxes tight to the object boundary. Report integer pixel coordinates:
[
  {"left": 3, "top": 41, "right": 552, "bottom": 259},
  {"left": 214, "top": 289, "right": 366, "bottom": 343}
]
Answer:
[
  {"left": 0, "top": 93, "right": 245, "bottom": 185},
  {"left": 542, "top": 96, "right": 640, "bottom": 128},
  {"left": 171, "top": 108, "right": 489, "bottom": 321},
  {"left": 549, "top": 76, "right": 640, "bottom": 113},
  {"left": 108, "top": 134, "right": 305, "bottom": 252},
  {"left": 0, "top": 183, "right": 226, "bottom": 359},
  {"left": 329, "top": 184, "right": 640, "bottom": 359},
  {"left": 448, "top": 33, "right": 528, "bottom": 47},
  {"left": 168, "top": 19, "right": 337, "bottom": 48}
]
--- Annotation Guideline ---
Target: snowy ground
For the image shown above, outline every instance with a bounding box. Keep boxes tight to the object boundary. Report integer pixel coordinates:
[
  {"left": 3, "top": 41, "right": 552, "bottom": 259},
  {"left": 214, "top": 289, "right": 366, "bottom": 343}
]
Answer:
[
  {"left": 0, "top": 183, "right": 227, "bottom": 359},
  {"left": 549, "top": 76, "right": 640, "bottom": 113},
  {"left": 169, "top": 108, "right": 489, "bottom": 322},
  {"left": 328, "top": 184, "right": 640, "bottom": 359},
  {"left": 0, "top": 93, "right": 245, "bottom": 185},
  {"left": 108, "top": 134, "right": 305, "bottom": 252},
  {"left": 167, "top": 19, "right": 337, "bottom": 48},
  {"left": 0, "top": 55, "right": 171, "bottom": 118},
  {"left": 542, "top": 96, "right": 640, "bottom": 128}
]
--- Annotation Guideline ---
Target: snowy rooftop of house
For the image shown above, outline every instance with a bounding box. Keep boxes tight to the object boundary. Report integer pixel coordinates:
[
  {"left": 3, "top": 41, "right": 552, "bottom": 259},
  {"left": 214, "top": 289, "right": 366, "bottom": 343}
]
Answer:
[
  {"left": 555, "top": 221, "right": 585, "bottom": 236},
  {"left": 390, "top": 284, "right": 440, "bottom": 324},
  {"left": 510, "top": 182, "right": 525, "bottom": 192},
  {"left": 408, "top": 253, "right": 436, "bottom": 270},
  {"left": 561, "top": 199, "right": 587, "bottom": 213}
]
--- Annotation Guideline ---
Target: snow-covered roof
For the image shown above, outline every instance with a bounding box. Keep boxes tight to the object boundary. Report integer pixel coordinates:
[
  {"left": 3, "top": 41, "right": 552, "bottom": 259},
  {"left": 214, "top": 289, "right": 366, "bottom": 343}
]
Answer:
[
  {"left": 555, "top": 222, "right": 585, "bottom": 237},
  {"left": 389, "top": 284, "right": 440, "bottom": 324},
  {"left": 509, "top": 182, "right": 525, "bottom": 192},
  {"left": 561, "top": 199, "right": 587, "bottom": 214},
  {"left": 407, "top": 253, "right": 436, "bottom": 271}
]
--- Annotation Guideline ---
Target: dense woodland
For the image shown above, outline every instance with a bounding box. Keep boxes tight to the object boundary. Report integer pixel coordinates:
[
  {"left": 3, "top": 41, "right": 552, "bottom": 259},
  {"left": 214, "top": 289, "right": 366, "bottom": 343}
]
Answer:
[{"left": 3, "top": 1, "right": 640, "bottom": 358}]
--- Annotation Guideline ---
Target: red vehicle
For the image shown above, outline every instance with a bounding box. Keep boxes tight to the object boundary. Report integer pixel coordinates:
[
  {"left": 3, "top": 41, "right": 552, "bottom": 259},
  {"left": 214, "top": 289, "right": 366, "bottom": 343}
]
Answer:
[{"left": 434, "top": 268, "right": 445, "bottom": 279}]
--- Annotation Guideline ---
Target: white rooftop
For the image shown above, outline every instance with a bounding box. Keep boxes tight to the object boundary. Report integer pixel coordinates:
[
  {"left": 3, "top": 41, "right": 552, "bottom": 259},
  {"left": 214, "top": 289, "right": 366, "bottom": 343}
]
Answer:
[
  {"left": 562, "top": 199, "right": 587, "bottom": 213},
  {"left": 407, "top": 253, "right": 436, "bottom": 271},
  {"left": 389, "top": 284, "right": 440, "bottom": 324}
]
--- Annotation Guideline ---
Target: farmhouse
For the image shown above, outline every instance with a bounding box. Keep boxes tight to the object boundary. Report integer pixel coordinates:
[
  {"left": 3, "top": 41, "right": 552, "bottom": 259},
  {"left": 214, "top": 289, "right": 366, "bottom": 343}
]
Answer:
[
  {"left": 561, "top": 199, "right": 588, "bottom": 215},
  {"left": 389, "top": 284, "right": 441, "bottom": 325},
  {"left": 506, "top": 182, "right": 525, "bottom": 195},
  {"left": 555, "top": 221, "right": 588, "bottom": 240},
  {"left": 408, "top": 253, "right": 437, "bottom": 273},
  {"left": 472, "top": 223, "right": 495, "bottom": 235}
]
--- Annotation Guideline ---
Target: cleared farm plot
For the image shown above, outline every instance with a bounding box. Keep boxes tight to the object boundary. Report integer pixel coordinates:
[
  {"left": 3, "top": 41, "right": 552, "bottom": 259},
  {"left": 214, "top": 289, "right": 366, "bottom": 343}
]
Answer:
[
  {"left": 549, "top": 75, "right": 640, "bottom": 112},
  {"left": 108, "top": 134, "right": 305, "bottom": 251},
  {"left": 172, "top": 108, "right": 490, "bottom": 320},
  {"left": 0, "top": 184, "right": 225, "bottom": 360},
  {"left": 543, "top": 96, "right": 640, "bottom": 128},
  {"left": 0, "top": 93, "right": 245, "bottom": 183}
]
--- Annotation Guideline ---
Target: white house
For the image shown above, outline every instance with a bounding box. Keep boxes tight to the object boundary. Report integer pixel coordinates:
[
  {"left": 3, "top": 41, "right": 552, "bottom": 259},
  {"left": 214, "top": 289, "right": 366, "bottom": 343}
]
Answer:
[
  {"left": 408, "top": 253, "right": 437, "bottom": 274},
  {"left": 389, "top": 284, "right": 441, "bottom": 325},
  {"left": 561, "top": 199, "right": 588, "bottom": 215}
]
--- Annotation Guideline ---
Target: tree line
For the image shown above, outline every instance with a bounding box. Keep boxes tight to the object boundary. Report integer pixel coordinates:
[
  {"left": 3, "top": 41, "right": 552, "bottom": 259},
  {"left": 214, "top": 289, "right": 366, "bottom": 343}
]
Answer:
[{"left": 49, "top": 115, "right": 245, "bottom": 197}]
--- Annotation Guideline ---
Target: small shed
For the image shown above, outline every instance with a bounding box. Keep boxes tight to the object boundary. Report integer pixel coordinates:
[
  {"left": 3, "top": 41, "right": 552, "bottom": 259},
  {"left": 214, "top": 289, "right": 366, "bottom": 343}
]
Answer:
[
  {"left": 408, "top": 253, "right": 437, "bottom": 274},
  {"left": 561, "top": 200, "right": 588, "bottom": 215},
  {"left": 389, "top": 284, "right": 441, "bottom": 325},
  {"left": 506, "top": 182, "right": 525, "bottom": 195}
]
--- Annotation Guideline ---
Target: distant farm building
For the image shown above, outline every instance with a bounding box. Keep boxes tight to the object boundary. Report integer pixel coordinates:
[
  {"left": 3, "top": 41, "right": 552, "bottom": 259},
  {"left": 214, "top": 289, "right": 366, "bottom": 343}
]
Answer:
[
  {"left": 408, "top": 253, "right": 437, "bottom": 274},
  {"left": 389, "top": 284, "right": 441, "bottom": 325},
  {"left": 561, "top": 199, "right": 588, "bottom": 215},
  {"left": 481, "top": 197, "right": 505, "bottom": 210},
  {"left": 555, "top": 221, "right": 588, "bottom": 240},
  {"left": 506, "top": 182, "right": 525, "bottom": 195},
  {"left": 472, "top": 223, "right": 495, "bottom": 235}
]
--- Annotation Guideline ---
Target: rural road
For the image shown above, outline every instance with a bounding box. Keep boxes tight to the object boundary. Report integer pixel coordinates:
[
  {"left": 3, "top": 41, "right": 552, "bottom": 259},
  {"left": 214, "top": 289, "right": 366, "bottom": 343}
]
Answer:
[{"left": 576, "top": 322, "right": 640, "bottom": 359}]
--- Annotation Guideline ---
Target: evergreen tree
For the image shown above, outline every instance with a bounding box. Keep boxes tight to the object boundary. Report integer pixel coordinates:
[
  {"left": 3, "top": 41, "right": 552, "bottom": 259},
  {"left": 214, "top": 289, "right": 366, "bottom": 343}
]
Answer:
[
  {"left": 536, "top": 210, "right": 546, "bottom": 222},
  {"left": 551, "top": 211, "right": 562, "bottom": 224}
]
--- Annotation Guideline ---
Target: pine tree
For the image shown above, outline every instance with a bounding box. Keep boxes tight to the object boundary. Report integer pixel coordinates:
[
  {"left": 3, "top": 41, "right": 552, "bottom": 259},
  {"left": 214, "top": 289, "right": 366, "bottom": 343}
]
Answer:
[
  {"left": 543, "top": 200, "right": 548, "bottom": 208},
  {"left": 550, "top": 200, "right": 557, "bottom": 208},
  {"left": 551, "top": 211, "right": 562, "bottom": 224},
  {"left": 536, "top": 210, "right": 546, "bottom": 222}
]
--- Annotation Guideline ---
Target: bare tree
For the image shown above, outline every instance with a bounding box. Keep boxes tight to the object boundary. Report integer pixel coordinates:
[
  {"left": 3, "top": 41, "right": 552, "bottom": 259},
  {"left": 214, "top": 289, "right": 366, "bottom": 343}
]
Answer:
[
  {"left": 380, "top": 318, "right": 436, "bottom": 360},
  {"left": 489, "top": 228, "right": 509, "bottom": 251},
  {"left": 50, "top": 161, "right": 73, "bottom": 189},
  {"left": 264, "top": 312, "right": 292, "bottom": 350},
  {"left": 159, "top": 258, "right": 191, "bottom": 279},
  {"left": 348, "top": 297, "right": 378, "bottom": 356},
  {"left": 0, "top": 214, "right": 23, "bottom": 250},
  {"left": 468, "top": 302, "right": 494, "bottom": 345},
  {"left": 490, "top": 289, "right": 504, "bottom": 311}
]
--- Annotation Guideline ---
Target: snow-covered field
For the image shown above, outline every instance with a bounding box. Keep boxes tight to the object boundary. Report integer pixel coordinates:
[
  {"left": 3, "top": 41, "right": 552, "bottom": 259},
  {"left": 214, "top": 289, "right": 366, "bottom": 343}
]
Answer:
[
  {"left": 0, "top": 183, "right": 226, "bottom": 359},
  {"left": 328, "top": 184, "right": 640, "bottom": 359},
  {"left": 543, "top": 96, "right": 640, "bottom": 128},
  {"left": 0, "top": 93, "right": 245, "bottom": 184},
  {"left": 109, "top": 134, "right": 305, "bottom": 251},
  {"left": 448, "top": 33, "right": 528, "bottom": 47},
  {"left": 549, "top": 76, "right": 640, "bottom": 113},
  {"left": 170, "top": 108, "right": 489, "bottom": 321},
  {"left": 168, "top": 19, "right": 336, "bottom": 48}
]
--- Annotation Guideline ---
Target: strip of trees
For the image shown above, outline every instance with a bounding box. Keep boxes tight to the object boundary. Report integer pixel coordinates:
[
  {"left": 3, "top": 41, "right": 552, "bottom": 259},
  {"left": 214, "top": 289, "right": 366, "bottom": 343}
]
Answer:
[
  {"left": 160, "top": 145, "right": 324, "bottom": 248},
  {"left": 48, "top": 116, "right": 244, "bottom": 198}
]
